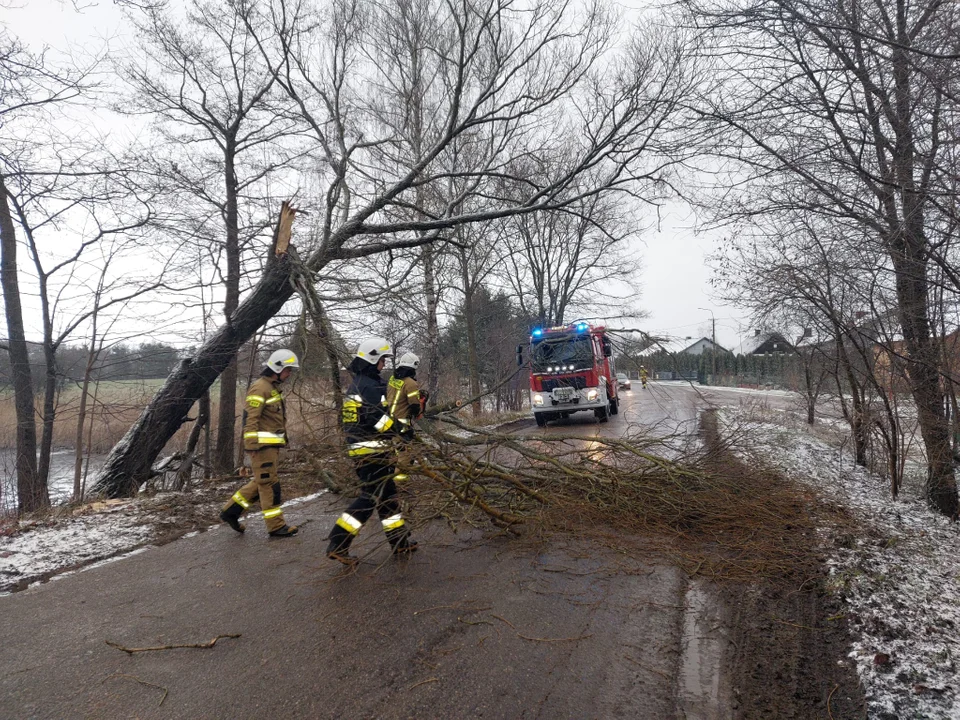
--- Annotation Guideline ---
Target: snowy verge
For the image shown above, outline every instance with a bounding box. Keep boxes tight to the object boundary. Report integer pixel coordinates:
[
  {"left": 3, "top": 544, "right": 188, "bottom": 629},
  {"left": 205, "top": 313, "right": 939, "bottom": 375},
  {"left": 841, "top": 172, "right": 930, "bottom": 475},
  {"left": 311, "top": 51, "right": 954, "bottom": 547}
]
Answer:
[
  {"left": 0, "top": 489, "right": 328, "bottom": 596},
  {"left": 723, "top": 411, "right": 960, "bottom": 719}
]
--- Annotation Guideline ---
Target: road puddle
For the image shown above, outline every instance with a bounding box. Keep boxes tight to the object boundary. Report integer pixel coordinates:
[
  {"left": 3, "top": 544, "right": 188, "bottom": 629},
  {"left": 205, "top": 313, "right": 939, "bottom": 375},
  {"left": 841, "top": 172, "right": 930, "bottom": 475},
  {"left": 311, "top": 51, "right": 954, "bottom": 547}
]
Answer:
[{"left": 678, "top": 580, "right": 730, "bottom": 719}]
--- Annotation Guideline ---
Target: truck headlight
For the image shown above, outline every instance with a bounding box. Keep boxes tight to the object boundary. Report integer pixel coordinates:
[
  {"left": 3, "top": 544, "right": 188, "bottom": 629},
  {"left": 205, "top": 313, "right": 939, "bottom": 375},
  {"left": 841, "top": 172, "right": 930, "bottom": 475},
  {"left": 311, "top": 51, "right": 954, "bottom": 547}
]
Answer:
[
  {"left": 533, "top": 394, "right": 544, "bottom": 406},
  {"left": 586, "top": 389, "right": 598, "bottom": 401}
]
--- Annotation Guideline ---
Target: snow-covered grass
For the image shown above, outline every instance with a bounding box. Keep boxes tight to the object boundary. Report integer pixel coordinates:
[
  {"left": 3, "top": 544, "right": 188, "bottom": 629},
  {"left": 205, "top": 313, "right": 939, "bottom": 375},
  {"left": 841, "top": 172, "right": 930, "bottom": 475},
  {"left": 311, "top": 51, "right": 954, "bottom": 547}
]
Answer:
[
  {"left": 724, "top": 410, "right": 960, "bottom": 719},
  {"left": 0, "top": 489, "right": 328, "bottom": 596},
  {"left": 0, "top": 500, "right": 155, "bottom": 595}
]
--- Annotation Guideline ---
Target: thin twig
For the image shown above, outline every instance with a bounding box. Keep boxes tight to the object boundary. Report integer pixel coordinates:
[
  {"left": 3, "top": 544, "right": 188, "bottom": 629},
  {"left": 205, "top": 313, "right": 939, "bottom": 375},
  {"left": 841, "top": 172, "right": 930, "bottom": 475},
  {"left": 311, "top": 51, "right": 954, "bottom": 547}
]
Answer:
[
  {"left": 102, "top": 672, "right": 169, "bottom": 707},
  {"left": 516, "top": 632, "right": 593, "bottom": 643},
  {"left": 105, "top": 634, "right": 241, "bottom": 654},
  {"left": 408, "top": 677, "right": 439, "bottom": 691},
  {"left": 827, "top": 683, "right": 839, "bottom": 720}
]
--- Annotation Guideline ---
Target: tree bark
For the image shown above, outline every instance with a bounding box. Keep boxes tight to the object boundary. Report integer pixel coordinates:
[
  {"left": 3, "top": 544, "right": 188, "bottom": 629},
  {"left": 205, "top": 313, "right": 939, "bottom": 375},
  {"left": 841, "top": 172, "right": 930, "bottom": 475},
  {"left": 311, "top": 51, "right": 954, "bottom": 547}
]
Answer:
[
  {"left": 214, "top": 140, "right": 241, "bottom": 475},
  {"left": 422, "top": 243, "right": 440, "bottom": 399},
  {"left": 0, "top": 174, "right": 44, "bottom": 513},
  {"left": 73, "top": 346, "right": 95, "bottom": 501},
  {"left": 92, "top": 252, "right": 296, "bottom": 497},
  {"left": 459, "top": 247, "right": 482, "bottom": 417},
  {"left": 174, "top": 391, "right": 210, "bottom": 491}
]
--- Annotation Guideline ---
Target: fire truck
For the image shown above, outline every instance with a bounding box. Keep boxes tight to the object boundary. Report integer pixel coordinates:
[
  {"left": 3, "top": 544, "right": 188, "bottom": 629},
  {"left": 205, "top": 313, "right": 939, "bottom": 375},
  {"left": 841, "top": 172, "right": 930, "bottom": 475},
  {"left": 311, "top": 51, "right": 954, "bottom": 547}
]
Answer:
[{"left": 523, "top": 321, "right": 619, "bottom": 427}]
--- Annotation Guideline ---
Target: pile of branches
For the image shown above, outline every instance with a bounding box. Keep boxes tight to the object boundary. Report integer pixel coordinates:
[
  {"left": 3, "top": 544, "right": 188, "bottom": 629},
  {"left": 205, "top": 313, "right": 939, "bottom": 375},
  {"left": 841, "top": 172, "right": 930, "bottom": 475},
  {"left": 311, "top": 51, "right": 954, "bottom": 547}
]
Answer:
[{"left": 395, "top": 412, "right": 847, "bottom": 582}]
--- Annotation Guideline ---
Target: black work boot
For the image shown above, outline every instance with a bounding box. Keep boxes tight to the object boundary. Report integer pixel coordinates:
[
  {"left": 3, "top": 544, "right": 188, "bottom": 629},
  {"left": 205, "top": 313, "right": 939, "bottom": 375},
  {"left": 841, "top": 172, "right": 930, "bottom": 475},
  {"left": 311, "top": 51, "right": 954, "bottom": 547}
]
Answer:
[
  {"left": 220, "top": 503, "right": 246, "bottom": 534},
  {"left": 268, "top": 524, "right": 299, "bottom": 538},
  {"left": 326, "top": 536, "right": 357, "bottom": 565}
]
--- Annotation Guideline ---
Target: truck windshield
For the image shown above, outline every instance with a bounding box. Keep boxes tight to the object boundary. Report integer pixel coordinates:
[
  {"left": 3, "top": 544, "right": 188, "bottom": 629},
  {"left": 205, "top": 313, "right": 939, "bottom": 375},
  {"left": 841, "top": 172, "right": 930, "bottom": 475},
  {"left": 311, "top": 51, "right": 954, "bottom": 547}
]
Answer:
[{"left": 532, "top": 336, "right": 595, "bottom": 373}]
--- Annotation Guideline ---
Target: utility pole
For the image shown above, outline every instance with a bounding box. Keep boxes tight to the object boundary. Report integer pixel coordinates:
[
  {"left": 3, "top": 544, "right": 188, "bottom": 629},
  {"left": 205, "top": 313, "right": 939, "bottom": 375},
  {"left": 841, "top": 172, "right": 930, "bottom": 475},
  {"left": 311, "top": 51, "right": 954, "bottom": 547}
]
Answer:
[{"left": 699, "top": 307, "right": 716, "bottom": 380}]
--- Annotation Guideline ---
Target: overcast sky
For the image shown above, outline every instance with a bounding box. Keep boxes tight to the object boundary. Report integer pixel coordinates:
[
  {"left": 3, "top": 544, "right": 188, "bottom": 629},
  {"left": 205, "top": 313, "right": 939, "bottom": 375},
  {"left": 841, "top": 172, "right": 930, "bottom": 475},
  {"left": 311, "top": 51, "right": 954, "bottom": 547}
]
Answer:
[{"left": 6, "top": 0, "right": 751, "bottom": 351}]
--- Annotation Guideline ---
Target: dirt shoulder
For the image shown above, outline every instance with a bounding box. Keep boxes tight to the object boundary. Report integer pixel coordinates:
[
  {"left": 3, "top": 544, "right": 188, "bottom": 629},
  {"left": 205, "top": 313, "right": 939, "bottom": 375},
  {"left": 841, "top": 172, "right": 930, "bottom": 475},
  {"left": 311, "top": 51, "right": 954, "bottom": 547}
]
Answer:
[{"left": 695, "top": 410, "right": 865, "bottom": 719}]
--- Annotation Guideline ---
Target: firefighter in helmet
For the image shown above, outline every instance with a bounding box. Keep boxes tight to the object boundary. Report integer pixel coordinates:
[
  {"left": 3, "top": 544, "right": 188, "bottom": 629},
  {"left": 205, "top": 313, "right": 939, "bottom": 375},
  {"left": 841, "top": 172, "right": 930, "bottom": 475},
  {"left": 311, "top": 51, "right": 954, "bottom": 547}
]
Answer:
[
  {"left": 219, "top": 349, "right": 300, "bottom": 538},
  {"left": 387, "top": 352, "right": 426, "bottom": 482},
  {"left": 640, "top": 365, "right": 648, "bottom": 390},
  {"left": 326, "top": 338, "right": 417, "bottom": 564}
]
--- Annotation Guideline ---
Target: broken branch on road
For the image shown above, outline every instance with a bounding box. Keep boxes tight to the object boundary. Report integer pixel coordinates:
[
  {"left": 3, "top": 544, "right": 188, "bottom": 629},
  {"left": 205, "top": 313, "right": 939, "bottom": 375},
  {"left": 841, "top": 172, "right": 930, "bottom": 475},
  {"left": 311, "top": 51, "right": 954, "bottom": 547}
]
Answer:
[{"left": 105, "top": 633, "right": 241, "bottom": 654}]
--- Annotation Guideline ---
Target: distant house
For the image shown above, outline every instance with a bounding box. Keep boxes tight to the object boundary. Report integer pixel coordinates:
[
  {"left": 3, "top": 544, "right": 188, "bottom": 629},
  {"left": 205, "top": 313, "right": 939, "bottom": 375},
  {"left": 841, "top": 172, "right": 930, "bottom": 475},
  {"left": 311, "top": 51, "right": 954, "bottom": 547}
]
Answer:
[
  {"left": 640, "top": 336, "right": 730, "bottom": 357},
  {"left": 736, "top": 331, "right": 797, "bottom": 356}
]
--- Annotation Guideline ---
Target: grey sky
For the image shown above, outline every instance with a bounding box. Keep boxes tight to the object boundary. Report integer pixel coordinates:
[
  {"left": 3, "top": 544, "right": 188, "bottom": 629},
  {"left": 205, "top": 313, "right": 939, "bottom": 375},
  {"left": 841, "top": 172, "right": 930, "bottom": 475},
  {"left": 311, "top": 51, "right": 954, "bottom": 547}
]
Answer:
[{"left": 7, "top": 0, "right": 749, "bottom": 351}]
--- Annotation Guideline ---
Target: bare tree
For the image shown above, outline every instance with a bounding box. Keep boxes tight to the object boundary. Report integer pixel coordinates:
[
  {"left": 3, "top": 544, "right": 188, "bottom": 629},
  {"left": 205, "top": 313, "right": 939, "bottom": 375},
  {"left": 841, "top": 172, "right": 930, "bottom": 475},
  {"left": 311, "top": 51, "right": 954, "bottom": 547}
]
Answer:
[
  {"left": 499, "top": 187, "right": 642, "bottom": 327},
  {"left": 686, "top": 0, "right": 960, "bottom": 515},
  {"left": 118, "top": 0, "right": 300, "bottom": 474},
  {"left": 0, "top": 26, "right": 97, "bottom": 512}
]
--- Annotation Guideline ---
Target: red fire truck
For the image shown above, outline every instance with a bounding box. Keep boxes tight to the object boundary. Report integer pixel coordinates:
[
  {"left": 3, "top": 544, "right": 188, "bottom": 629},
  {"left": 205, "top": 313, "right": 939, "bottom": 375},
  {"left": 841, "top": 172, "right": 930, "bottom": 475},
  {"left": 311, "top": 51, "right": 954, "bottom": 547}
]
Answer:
[{"left": 524, "top": 321, "right": 619, "bottom": 427}]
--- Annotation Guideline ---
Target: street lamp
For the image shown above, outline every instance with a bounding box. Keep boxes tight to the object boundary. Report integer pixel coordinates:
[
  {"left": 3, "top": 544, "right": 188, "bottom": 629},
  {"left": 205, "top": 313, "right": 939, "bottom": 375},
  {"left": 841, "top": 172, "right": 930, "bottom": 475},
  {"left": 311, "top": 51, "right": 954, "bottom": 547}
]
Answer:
[{"left": 698, "top": 307, "right": 716, "bottom": 379}]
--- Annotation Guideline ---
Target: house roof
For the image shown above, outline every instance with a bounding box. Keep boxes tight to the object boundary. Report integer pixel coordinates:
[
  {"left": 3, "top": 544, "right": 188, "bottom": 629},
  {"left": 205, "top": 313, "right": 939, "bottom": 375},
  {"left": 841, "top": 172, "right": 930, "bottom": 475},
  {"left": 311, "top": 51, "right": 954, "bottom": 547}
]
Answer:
[
  {"left": 639, "top": 336, "right": 729, "bottom": 356},
  {"left": 736, "top": 331, "right": 796, "bottom": 355}
]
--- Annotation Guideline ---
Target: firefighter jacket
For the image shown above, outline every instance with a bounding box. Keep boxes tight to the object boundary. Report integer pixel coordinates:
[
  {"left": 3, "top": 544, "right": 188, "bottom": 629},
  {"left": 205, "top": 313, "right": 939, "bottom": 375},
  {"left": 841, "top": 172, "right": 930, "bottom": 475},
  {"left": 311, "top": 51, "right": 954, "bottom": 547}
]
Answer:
[
  {"left": 341, "top": 369, "right": 396, "bottom": 457},
  {"left": 242, "top": 376, "right": 288, "bottom": 451},
  {"left": 386, "top": 375, "right": 421, "bottom": 425}
]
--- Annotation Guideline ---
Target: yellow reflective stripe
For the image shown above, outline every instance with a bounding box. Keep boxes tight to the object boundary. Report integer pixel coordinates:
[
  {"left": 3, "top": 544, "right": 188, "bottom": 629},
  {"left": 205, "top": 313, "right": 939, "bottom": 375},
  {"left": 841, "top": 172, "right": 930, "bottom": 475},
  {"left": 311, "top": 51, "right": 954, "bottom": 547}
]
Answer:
[
  {"left": 393, "top": 474, "right": 408, "bottom": 481},
  {"left": 265, "top": 396, "right": 283, "bottom": 405},
  {"left": 263, "top": 507, "right": 283, "bottom": 519},
  {"left": 246, "top": 395, "right": 265, "bottom": 403},
  {"left": 381, "top": 514, "right": 405, "bottom": 531},
  {"left": 407, "top": 391, "right": 420, "bottom": 399},
  {"left": 336, "top": 513, "right": 362, "bottom": 535},
  {"left": 398, "top": 418, "right": 410, "bottom": 424},
  {"left": 374, "top": 415, "right": 394, "bottom": 432},
  {"left": 348, "top": 447, "right": 383, "bottom": 456},
  {"left": 243, "top": 432, "right": 258, "bottom": 438},
  {"left": 254, "top": 432, "right": 285, "bottom": 443},
  {"left": 232, "top": 492, "right": 250, "bottom": 509},
  {"left": 343, "top": 400, "right": 361, "bottom": 409}
]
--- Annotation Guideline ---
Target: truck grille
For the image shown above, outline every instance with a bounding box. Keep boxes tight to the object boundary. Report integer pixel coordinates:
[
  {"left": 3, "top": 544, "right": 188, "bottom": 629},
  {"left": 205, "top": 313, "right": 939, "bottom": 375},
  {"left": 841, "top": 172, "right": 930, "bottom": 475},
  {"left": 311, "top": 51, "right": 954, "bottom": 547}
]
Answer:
[{"left": 541, "top": 377, "right": 586, "bottom": 392}]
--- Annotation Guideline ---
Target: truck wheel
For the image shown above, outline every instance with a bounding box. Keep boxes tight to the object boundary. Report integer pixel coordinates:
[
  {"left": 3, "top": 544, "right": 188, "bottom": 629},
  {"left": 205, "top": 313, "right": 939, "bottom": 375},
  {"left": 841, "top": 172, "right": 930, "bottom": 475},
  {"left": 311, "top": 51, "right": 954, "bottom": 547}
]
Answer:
[
  {"left": 594, "top": 404, "right": 609, "bottom": 423},
  {"left": 535, "top": 413, "right": 547, "bottom": 427}
]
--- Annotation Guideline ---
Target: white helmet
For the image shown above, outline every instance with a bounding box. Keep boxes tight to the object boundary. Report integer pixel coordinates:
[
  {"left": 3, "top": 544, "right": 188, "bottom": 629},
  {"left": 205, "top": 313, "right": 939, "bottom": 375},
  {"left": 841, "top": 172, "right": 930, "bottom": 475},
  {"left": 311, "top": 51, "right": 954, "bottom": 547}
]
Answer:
[
  {"left": 355, "top": 337, "right": 393, "bottom": 363},
  {"left": 265, "top": 349, "right": 300, "bottom": 373},
  {"left": 397, "top": 352, "right": 420, "bottom": 369}
]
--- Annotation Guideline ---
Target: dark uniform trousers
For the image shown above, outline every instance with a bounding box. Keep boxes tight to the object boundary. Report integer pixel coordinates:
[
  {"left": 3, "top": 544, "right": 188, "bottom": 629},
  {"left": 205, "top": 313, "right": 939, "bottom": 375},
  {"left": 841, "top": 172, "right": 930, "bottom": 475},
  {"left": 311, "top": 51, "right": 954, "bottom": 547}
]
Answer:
[
  {"left": 327, "top": 452, "right": 409, "bottom": 553},
  {"left": 221, "top": 447, "right": 287, "bottom": 533}
]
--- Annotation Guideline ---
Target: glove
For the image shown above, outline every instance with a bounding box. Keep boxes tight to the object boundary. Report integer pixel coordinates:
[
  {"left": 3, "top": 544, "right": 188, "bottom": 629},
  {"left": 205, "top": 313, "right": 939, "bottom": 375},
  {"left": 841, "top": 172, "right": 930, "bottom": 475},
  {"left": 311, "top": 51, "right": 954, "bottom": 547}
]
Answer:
[
  {"left": 419, "top": 390, "right": 429, "bottom": 417},
  {"left": 399, "top": 423, "right": 415, "bottom": 441}
]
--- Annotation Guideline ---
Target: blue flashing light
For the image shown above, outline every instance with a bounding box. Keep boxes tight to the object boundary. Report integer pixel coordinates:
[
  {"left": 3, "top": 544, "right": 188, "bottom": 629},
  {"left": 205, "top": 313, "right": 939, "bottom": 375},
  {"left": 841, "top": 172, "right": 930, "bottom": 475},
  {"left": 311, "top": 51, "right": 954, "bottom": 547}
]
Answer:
[
  {"left": 575, "top": 322, "right": 589, "bottom": 332},
  {"left": 532, "top": 328, "right": 543, "bottom": 337}
]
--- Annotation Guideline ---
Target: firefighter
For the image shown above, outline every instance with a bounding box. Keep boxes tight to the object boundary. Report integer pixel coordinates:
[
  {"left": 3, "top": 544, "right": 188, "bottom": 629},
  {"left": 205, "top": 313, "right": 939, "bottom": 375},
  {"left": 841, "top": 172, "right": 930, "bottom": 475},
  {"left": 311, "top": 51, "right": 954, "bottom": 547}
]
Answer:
[
  {"left": 219, "top": 349, "right": 300, "bottom": 538},
  {"left": 387, "top": 352, "right": 426, "bottom": 482},
  {"left": 640, "top": 365, "right": 649, "bottom": 390},
  {"left": 326, "top": 338, "right": 417, "bottom": 564}
]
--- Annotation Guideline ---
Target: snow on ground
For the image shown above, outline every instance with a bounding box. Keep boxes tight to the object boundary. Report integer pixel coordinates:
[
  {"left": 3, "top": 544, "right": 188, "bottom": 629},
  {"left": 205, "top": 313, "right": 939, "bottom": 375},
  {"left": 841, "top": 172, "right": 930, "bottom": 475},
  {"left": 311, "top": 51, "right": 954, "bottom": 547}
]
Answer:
[
  {"left": 724, "top": 410, "right": 960, "bottom": 719},
  {"left": 0, "top": 490, "right": 327, "bottom": 596},
  {"left": 0, "top": 501, "right": 154, "bottom": 595}
]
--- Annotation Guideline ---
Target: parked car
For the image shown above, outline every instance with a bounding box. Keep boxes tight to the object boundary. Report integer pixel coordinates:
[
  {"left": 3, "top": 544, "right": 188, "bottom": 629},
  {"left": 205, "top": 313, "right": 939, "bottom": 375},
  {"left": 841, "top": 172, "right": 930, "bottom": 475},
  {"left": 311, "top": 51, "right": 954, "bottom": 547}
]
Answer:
[{"left": 616, "top": 372, "right": 631, "bottom": 390}]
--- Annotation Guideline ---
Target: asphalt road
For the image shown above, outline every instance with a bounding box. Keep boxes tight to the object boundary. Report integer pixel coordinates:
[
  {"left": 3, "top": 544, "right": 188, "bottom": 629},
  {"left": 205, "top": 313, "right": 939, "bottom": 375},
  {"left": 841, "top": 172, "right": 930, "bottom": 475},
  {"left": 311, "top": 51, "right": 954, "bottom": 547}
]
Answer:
[{"left": 0, "top": 382, "right": 777, "bottom": 720}]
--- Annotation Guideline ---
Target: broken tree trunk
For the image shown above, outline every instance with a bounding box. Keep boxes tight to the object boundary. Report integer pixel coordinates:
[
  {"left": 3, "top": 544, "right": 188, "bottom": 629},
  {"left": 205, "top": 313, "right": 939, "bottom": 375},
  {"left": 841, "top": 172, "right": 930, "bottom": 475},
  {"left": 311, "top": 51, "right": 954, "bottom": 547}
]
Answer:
[{"left": 93, "top": 205, "right": 299, "bottom": 498}]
